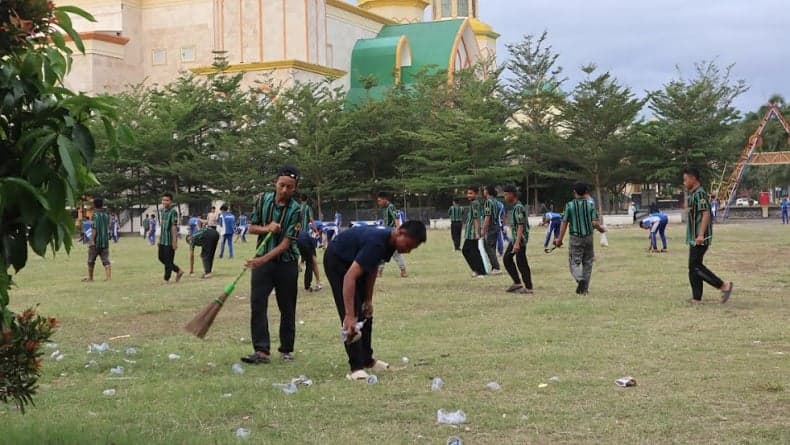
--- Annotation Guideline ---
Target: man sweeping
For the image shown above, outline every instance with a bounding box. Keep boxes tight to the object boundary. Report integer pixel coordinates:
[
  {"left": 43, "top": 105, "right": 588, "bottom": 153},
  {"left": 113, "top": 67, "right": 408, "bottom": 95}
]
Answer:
[{"left": 324, "top": 220, "right": 427, "bottom": 381}]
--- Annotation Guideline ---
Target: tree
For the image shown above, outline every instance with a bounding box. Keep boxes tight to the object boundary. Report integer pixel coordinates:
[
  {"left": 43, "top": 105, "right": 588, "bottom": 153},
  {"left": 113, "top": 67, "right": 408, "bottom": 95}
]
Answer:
[
  {"left": 1, "top": 1, "right": 120, "bottom": 411},
  {"left": 561, "top": 64, "right": 646, "bottom": 213}
]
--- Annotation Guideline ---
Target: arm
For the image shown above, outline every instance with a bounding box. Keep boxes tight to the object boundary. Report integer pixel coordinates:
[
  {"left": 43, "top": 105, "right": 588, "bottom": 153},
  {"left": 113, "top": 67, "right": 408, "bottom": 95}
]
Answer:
[
  {"left": 245, "top": 235, "right": 292, "bottom": 268},
  {"left": 341, "top": 262, "right": 366, "bottom": 335},
  {"left": 189, "top": 248, "right": 194, "bottom": 274},
  {"left": 362, "top": 270, "right": 377, "bottom": 318},
  {"left": 513, "top": 224, "right": 524, "bottom": 251},
  {"left": 248, "top": 222, "right": 279, "bottom": 236},
  {"left": 171, "top": 216, "right": 179, "bottom": 250},
  {"left": 473, "top": 216, "right": 481, "bottom": 239},
  {"left": 695, "top": 210, "right": 710, "bottom": 244}
]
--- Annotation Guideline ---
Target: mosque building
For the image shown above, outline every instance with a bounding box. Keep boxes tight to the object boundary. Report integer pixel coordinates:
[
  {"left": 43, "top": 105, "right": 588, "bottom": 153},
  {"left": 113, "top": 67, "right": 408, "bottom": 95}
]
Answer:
[{"left": 61, "top": 0, "right": 499, "bottom": 98}]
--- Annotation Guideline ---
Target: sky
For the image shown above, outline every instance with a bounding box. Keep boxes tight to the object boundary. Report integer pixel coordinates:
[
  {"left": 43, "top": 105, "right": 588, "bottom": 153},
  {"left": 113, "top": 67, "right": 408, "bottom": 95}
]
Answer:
[{"left": 347, "top": 0, "right": 787, "bottom": 113}]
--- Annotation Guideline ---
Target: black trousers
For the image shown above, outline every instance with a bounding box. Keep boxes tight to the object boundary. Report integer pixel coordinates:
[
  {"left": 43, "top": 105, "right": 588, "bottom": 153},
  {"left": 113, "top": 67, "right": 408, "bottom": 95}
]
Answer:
[
  {"left": 200, "top": 229, "right": 220, "bottom": 274},
  {"left": 297, "top": 236, "right": 317, "bottom": 290},
  {"left": 157, "top": 244, "right": 181, "bottom": 281},
  {"left": 450, "top": 221, "right": 462, "bottom": 250},
  {"left": 688, "top": 245, "right": 724, "bottom": 300},
  {"left": 462, "top": 239, "right": 486, "bottom": 275},
  {"left": 503, "top": 242, "right": 533, "bottom": 289},
  {"left": 324, "top": 250, "right": 374, "bottom": 372},
  {"left": 484, "top": 226, "right": 501, "bottom": 269},
  {"left": 250, "top": 261, "right": 299, "bottom": 354}
]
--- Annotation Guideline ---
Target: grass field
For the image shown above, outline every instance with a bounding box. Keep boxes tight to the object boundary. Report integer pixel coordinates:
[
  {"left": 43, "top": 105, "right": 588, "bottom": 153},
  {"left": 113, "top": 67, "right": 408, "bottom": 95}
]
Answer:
[{"left": 2, "top": 223, "right": 788, "bottom": 444}]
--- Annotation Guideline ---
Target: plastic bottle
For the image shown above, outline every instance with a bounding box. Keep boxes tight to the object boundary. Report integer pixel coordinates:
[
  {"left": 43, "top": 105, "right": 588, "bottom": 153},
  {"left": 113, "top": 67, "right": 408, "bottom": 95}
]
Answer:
[
  {"left": 231, "top": 363, "right": 244, "bottom": 374},
  {"left": 485, "top": 381, "right": 501, "bottom": 391},
  {"left": 431, "top": 377, "right": 444, "bottom": 391},
  {"left": 235, "top": 428, "right": 251, "bottom": 439},
  {"left": 102, "top": 389, "right": 116, "bottom": 396},
  {"left": 272, "top": 383, "right": 298, "bottom": 394},
  {"left": 367, "top": 374, "right": 378, "bottom": 384},
  {"left": 109, "top": 366, "right": 124, "bottom": 375},
  {"left": 437, "top": 409, "right": 467, "bottom": 425},
  {"left": 125, "top": 347, "right": 138, "bottom": 356}
]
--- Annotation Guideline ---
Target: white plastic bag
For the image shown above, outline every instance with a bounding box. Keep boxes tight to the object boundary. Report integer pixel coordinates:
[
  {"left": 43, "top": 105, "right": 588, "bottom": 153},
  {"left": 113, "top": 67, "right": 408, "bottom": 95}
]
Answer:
[{"left": 599, "top": 232, "right": 609, "bottom": 247}]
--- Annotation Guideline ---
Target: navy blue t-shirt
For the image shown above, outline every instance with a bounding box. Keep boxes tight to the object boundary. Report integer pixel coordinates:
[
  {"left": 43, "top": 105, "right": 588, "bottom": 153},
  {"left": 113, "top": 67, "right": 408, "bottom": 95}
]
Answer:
[{"left": 327, "top": 226, "right": 395, "bottom": 274}]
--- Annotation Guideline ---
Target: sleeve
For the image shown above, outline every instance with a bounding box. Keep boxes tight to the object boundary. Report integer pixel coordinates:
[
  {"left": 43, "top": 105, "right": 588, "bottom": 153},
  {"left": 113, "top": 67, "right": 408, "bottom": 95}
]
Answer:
[
  {"left": 388, "top": 205, "right": 397, "bottom": 223},
  {"left": 590, "top": 203, "right": 599, "bottom": 222},
  {"left": 515, "top": 207, "right": 526, "bottom": 226},
  {"left": 484, "top": 200, "right": 492, "bottom": 216},
  {"left": 696, "top": 194, "right": 710, "bottom": 212},
  {"left": 562, "top": 203, "right": 572, "bottom": 222},
  {"left": 286, "top": 206, "right": 302, "bottom": 241},
  {"left": 250, "top": 194, "right": 264, "bottom": 224}
]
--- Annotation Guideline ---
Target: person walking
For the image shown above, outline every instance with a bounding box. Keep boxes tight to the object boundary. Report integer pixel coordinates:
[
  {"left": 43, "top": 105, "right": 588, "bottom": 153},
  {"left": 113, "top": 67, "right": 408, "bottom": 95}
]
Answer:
[
  {"left": 297, "top": 194, "right": 323, "bottom": 292},
  {"left": 241, "top": 166, "right": 303, "bottom": 364},
  {"left": 324, "top": 221, "right": 427, "bottom": 381},
  {"left": 147, "top": 214, "right": 157, "bottom": 246},
  {"left": 84, "top": 197, "right": 111, "bottom": 281},
  {"left": 554, "top": 183, "right": 602, "bottom": 294},
  {"left": 481, "top": 185, "right": 502, "bottom": 274},
  {"left": 461, "top": 186, "right": 486, "bottom": 277},
  {"left": 218, "top": 204, "right": 235, "bottom": 259},
  {"left": 501, "top": 185, "right": 533, "bottom": 294},
  {"left": 109, "top": 212, "right": 119, "bottom": 243},
  {"left": 448, "top": 199, "right": 464, "bottom": 251},
  {"left": 781, "top": 197, "right": 789, "bottom": 224},
  {"left": 683, "top": 167, "right": 733, "bottom": 304},
  {"left": 377, "top": 192, "right": 407, "bottom": 278},
  {"left": 158, "top": 193, "right": 183, "bottom": 283}
]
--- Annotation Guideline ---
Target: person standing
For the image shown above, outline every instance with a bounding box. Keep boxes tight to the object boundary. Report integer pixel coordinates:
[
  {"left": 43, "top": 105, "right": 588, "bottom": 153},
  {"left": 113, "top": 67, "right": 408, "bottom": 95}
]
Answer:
[
  {"left": 147, "top": 214, "right": 157, "bottom": 246},
  {"left": 554, "top": 183, "right": 602, "bottom": 295},
  {"left": 237, "top": 212, "right": 248, "bottom": 242},
  {"left": 109, "top": 212, "right": 119, "bottom": 243},
  {"left": 84, "top": 197, "right": 111, "bottom": 282},
  {"left": 461, "top": 186, "right": 486, "bottom": 277},
  {"left": 218, "top": 204, "right": 236, "bottom": 259},
  {"left": 542, "top": 211, "right": 562, "bottom": 252},
  {"left": 187, "top": 222, "right": 220, "bottom": 278},
  {"left": 502, "top": 185, "right": 533, "bottom": 294},
  {"left": 206, "top": 206, "right": 219, "bottom": 230},
  {"left": 241, "top": 166, "right": 302, "bottom": 364},
  {"left": 481, "top": 186, "right": 502, "bottom": 274},
  {"left": 297, "top": 194, "right": 323, "bottom": 292},
  {"left": 158, "top": 193, "right": 183, "bottom": 283},
  {"left": 142, "top": 214, "right": 150, "bottom": 238},
  {"left": 377, "top": 192, "right": 408, "bottom": 278},
  {"left": 448, "top": 199, "right": 464, "bottom": 251},
  {"left": 683, "top": 167, "right": 733, "bottom": 304},
  {"left": 324, "top": 221, "right": 427, "bottom": 381},
  {"left": 640, "top": 212, "right": 669, "bottom": 252},
  {"left": 781, "top": 197, "right": 789, "bottom": 224}
]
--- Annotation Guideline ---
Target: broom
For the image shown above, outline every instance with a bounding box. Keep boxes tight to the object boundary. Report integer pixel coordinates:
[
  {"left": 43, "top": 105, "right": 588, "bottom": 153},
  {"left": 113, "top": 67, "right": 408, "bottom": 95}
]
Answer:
[{"left": 185, "top": 232, "right": 272, "bottom": 338}]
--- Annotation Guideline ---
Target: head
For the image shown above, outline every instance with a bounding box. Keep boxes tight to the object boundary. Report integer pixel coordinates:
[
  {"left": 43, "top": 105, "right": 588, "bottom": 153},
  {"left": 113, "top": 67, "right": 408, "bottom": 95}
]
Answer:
[
  {"left": 274, "top": 165, "right": 300, "bottom": 202},
  {"left": 682, "top": 167, "right": 701, "bottom": 191},
  {"left": 484, "top": 185, "right": 497, "bottom": 198},
  {"left": 220, "top": 204, "right": 228, "bottom": 212},
  {"left": 392, "top": 220, "right": 427, "bottom": 253},
  {"left": 639, "top": 220, "right": 648, "bottom": 230},
  {"left": 210, "top": 206, "right": 215, "bottom": 212},
  {"left": 376, "top": 192, "right": 390, "bottom": 207},
  {"left": 161, "top": 192, "right": 173, "bottom": 208},
  {"left": 465, "top": 186, "right": 478, "bottom": 202},
  {"left": 502, "top": 185, "right": 518, "bottom": 204},
  {"left": 93, "top": 197, "right": 104, "bottom": 209},
  {"left": 300, "top": 193, "right": 308, "bottom": 203},
  {"left": 572, "top": 182, "right": 588, "bottom": 198}
]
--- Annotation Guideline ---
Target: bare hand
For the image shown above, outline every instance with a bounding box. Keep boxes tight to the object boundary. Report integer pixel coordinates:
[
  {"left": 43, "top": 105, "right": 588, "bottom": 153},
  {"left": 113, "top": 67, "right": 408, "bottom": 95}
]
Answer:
[
  {"left": 554, "top": 239, "right": 563, "bottom": 248},
  {"left": 343, "top": 315, "right": 359, "bottom": 339},
  {"left": 245, "top": 257, "right": 266, "bottom": 269},
  {"left": 513, "top": 242, "right": 521, "bottom": 253},
  {"left": 267, "top": 222, "right": 282, "bottom": 234},
  {"left": 694, "top": 235, "right": 704, "bottom": 245},
  {"left": 362, "top": 301, "right": 373, "bottom": 319}
]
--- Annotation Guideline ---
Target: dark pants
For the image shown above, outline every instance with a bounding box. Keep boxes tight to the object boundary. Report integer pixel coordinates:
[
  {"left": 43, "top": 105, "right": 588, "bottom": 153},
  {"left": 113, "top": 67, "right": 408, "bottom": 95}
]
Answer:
[
  {"left": 484, "top": 226, "right": 500, "bottom": 270},
  {"left": 250, "top": 261, "right": 299, "bottom": 354},
  {"left": 200, "top": 228, "right": 220, "bottom": 274},
  {"left": 157, "top": 244, "right": 180, "bottom": 281},
  {"left": 688, "top": 245, "right": 724, "bottom": 300},
  {"left": 450, "top": 221, "right": 462, "bottom": 250},
  {"left": 569, "top": 235, "right": 594, "bottom": 289},
  {"left": 219, "top": 233, "right": 234, "bottom": 258},
  {"left": 296, "top": 235, "right": 317, "bottom": 290},
  {"left": 462, "top": 239, "right": 486, "bottom": 275},
  {"left": 650, "top": 222, "right": 668, "bottom": 250},
  {"left": 783, "top": 210, "right": 789, "bottom": 224},
  {"left": 324, "top": 250, "right": 374, "bottom": 372},
  {"left": 503, "top": 242, "right": 533, "bottom": 289}
]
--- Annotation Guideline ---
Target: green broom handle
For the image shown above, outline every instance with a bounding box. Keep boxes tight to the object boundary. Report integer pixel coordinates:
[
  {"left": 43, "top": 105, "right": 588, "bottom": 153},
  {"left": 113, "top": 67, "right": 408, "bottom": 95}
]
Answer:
[{"left": 220, "top": 232, "right": 273, "bottom": 298}]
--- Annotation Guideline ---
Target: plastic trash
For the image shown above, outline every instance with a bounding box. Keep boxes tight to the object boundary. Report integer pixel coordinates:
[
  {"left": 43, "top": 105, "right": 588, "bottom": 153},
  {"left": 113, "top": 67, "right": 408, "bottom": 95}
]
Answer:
[
  {"left": 291, "top": 375, "right": 313, "bottom": 386},
  {"left": 340, "top": 320, "right": 365, "bottom": 343},
  {"left": 222, "top": 393, "right": 233, "bottom": 398},
  {"left": 54, "top": 353, "right": 65, "bottom": 361},
  {"left": 235, "top": 428, "right": 251, "bottom": 439},
  {"left": 50, "top": 350, "right": 64, "bottom": 361},
  {"left": 272, "top": 383, "right": 298, "bottom": 394},
  {"left": 485, "top": 381, "right": 501, "bottom": 391},
  {"left": 549, "top": 376, "right": 560, "bottom": 382},
  {"left": 367, "top": 374, "right": 378, "bottom": 384},
  {"left": 88, "top": 342, "right": 110, "bottom": 353},
  {"left": 44, "top": 342, "right": 58, "bottom": 349},
  {"left": 431, "top": 377, "right": 444, "bottom": 391},
  {"left": 600, "top": 232, "right": 609, "bottom": 247},
  {"left": 538, "top": 383, "right": 548, "bottom": 388},
  {"left": 402, "top": 356, "right": 410, "bottom": 364},
  {"left": 109, "top": 366, "right": 124, "bottom": 375},
  {"left": 85, "top": 360, "right": 98, "bottom": 368},
  {"left": 231, "top": 363, "right": 245, "bottom": 375},
  {"left": 447, "top": 436, "right": 463, "bottom": 445},
  {"left": 125, "top": 347, "right": 138, "bottom": 356},
  {"left": 102, "top": 389, "right": 116, "bottom": 397},
  {"left": 437, "top": 409, "right": 467, "bottom": 425},
  {"left": 168, "top": 353, "right": 181, "bottom": 360},
  {"left": 615, "top": 376, "right": 637, "bottom": 387},
  {"left": 123, "top": 359, "right": 136, "bottom": 364}
]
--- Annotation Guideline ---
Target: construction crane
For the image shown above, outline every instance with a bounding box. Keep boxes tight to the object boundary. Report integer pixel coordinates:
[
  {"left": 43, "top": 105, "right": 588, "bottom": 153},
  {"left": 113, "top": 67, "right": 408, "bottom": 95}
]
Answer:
[{"left": 720, "top": 102, "right": 790, "bottom": 220}]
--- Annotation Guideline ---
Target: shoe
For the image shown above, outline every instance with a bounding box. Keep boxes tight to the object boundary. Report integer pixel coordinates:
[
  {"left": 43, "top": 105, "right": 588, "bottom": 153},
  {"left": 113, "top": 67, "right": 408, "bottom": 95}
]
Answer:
[
  {"left": 175, "top": 270, "right": 185, "bottom": 282},
  {"left": 688, "top": 298, "right": 703, "bottom": 305},
  {"left": 575, "top": 280, "right": 586, "bottom": 294},
  {"left": 312, "top": 283, "right": 323, "bottom": 292},
  {"left": 346, "top": 369, "right": 370, "bottom": 381},
  {"left": 240, "top": 352, "right": 270, "bottom": 364},
  {"left": 400, "top": 270, "right": 408, "bottom": 278},
  {"left": 367, "top": 359, "right": 390, "bottom": 371},
  {"left": 518, "top": 288, "right": 534, "bottom": 294},
  {"left": 506, "top": 284, "right": 523, "bottom": 293},
  {"left": 489, "top": 269, "right": 503, "bottom": 275},
  {"left": 720, "top": 282, "right": 733, "bottom": 304},
  {"left": 202, "top": 273, "right": 212, "bottom": 279},
  {"left": 281, "top": 352, "right": 294, "bottom": 362}
]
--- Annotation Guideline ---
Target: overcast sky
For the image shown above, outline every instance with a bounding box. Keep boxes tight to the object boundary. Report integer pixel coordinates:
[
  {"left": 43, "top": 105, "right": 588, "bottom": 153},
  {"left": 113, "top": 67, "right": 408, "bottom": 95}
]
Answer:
[{"left": 482, "top": 0, "right": 787, "bottom": 113}]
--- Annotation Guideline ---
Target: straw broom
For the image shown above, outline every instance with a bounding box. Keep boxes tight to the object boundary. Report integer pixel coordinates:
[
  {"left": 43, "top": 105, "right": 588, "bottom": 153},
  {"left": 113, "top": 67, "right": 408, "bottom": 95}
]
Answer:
[{"left": 185, "top": 232, "right": 272, "bottom": 338}]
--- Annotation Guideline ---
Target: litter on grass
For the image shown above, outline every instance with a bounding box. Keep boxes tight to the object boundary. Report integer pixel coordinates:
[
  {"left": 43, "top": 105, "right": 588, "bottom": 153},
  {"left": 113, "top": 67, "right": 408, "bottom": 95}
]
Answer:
[
  {"left": 615, "top": 376, "right": 637, "bottom": 387},
  {"left": 485, "top": 381, "right": 501, "bottom": 391},
  {"left": 437, "top": 409, "right": 467, "bottom": 425}
]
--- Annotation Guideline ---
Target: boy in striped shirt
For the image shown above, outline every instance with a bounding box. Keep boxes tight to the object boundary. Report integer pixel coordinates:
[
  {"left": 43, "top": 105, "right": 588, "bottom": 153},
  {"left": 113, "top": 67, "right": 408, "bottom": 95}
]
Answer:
[
  {"left": 555, "top": 183, "right": 602, "bottom": 294},
  {"left": 683, "top": 167, "right": 733, "bottom": 303},
  {"left": 462, "top": 186, "right": 486, "bottom": 277},
  {"left": 481, "top": 186, "right": 502, "bottom": 274},
  {"left": 158, "top": 192, "right": 183, "bottom": 284},
  {"left": 448, "top": 199, "right": 464, "bottom": 251},
  {"left": 85, "top": 197, "right": 111, "bottom": 281},
  {"left": 502, "top": 185, "right": 533, "bottom": 294},
  {"left": 377, "top": 192, "right": 407, "bottom": 278}
]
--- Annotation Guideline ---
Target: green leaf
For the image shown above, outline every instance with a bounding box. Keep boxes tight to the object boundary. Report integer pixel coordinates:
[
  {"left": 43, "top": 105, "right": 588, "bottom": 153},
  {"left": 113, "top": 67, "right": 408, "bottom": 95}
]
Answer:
[
  {"left": 53, "top": 10, "right": 84, "bottom": 54},
  {"left": 56, "top": 5, "right": 97, "bottom": 22},
  {"left": 50, "top": 31, "right": 68, "bottom": 54},
  {"left": 57, "top": 135, "right": 78, "bottom": 190},
  {"left": 30, "top": 219, "right": 53, "bottom": 257},
  {"left": 21, "top": 133, "right": 57, "bottom": 175},
  {"left": 72, "top": 123, "right": 96, "bottom": 164},
  {"left": 0, "top": 178, "right": 51, "bottom": 212},
  {"left": 2, "top": 233, "right": 28, "bottom": 273}
]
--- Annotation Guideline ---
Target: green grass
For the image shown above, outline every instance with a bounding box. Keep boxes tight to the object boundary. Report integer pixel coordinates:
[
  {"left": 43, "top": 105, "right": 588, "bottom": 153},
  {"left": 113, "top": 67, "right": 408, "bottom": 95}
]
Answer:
[{"left": 2, "top": 224, "right": 789, "bottom": 444}]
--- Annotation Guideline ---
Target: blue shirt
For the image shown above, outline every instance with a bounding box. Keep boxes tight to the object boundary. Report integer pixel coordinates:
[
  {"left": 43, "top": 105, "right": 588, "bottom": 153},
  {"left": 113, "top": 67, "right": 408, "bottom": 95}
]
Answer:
[
  {"left": 188, "top": 216, "right": 199, "bottom": 227},
  {"left": 327, "top": 226, "right": 395, "bottom": 274},
  {"left": 545, "top": 212, "right": 561, "bottom": 223},
  {"left": 239, "top": 215, "right": 248, "bottom": 226},
  {"left": 220, "top": 212, "right": 236, "bottom": 235},
  {"left": 782, "top": 199, "right": 790, "bottom": 210},
  {"left": 642, "top": 214, "right": 668, "bottom": 230}
]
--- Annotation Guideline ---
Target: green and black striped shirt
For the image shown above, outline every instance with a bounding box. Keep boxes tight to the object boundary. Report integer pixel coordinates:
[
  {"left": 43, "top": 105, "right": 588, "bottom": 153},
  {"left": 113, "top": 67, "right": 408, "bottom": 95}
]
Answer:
[
  {"left": 483, "top": 197, "right": 498, "bottom": 221},
  {"left": 686, "top": 185, "right": 712, "bottom": 246},
  {"left": 464, "top": 200, "right": 482, "bottom": 240},
  {"left": 300, "top": 203, "right": 313, "bottom": 233},
  {"left": 448, "top": 204, "right": 464, "bottom": 222},
  {"left": 383, "top": 203, "right": 397, "bottom": 227},
  {"left": 562, "top": 198, "right": 598, "bottom": 238},
  {"left": 189, "top": 228, "right": 207, "bottom": 250},
  {"left": 159, "top": 207, "right": 178, "bottom": 246},
  {"left": 510, "top": 201, "right": 529, "bottom": 243},
  {"left": 92, "top": 210, "right": 109, "bottom": 250},
  {"left": 250, "top": 192, "right": 302, "bottom": 262}
]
